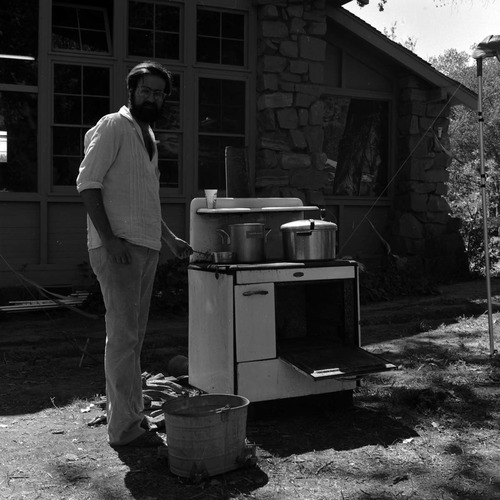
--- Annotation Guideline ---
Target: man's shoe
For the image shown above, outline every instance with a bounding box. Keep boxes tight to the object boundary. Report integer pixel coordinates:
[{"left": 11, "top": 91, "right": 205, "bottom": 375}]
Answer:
[{"left": 140, "top": 415, "right": 158, "bottom": 431}]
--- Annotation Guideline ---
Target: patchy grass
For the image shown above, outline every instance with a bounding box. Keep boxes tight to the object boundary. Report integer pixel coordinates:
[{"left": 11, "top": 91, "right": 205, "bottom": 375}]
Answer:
[{"left": 1, "top": 291, "right": 500, "bottom": 499}]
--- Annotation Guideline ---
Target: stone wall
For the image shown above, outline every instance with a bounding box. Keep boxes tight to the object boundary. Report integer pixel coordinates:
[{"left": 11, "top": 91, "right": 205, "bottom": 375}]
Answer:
[
  {"left": 390, "top": 75, "right": 469, "bottom": 279},
  {"left": 254, "top": 0, "right": 328, "bottom": 206},
  {"left": 253, "top": 1, "right": 469, "bottom": 280}
]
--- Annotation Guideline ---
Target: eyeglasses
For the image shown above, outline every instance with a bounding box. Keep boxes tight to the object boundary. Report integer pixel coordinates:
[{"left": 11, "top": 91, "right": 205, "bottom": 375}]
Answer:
[{"left": 137, "top": 86, "right": 167, "bottom": 101}]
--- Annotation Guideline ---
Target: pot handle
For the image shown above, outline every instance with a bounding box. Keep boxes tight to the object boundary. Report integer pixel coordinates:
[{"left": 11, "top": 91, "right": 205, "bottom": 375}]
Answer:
[
  {"left": 295, "top": 220, "right": 315, "bottom": 236},
  {"left": 216, "top": 229, "right": 230, "bottom": 245}
]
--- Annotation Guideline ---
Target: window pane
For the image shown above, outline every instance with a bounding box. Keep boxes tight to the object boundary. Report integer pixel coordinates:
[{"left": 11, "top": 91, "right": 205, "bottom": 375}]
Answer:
[
  {"left": 158, "top": 102, "right": 180, "bottom": 130},
  {"left": 128, "top": 29, "right": 153, "bottom": 57},
  {"left": 128, "top": 1, "right": 181, "bottom": 60},
  {"left": 322, "top": 96, "right": 389, "bottom": 197},
  {"left": 0, "top": 132, "right": 6, "bottom": 162},
  {"left": 221, "top": 40, "right": 244, "bottom": 66},
  {"left": 52, "top": 64, "right": 110, "bottom": 187},
  {"left": 52, "top": 4, "right": 110, "bottom": 54},
  {"left": 156, "top": 5, "right": 180, "bottom": 31},
  {"left": 197, "top": 9, "right": 245, "bottom": 66},
  {"left": 0, "top": 91, "right": 38, "bottom": 192},
  {"left": 79, "top": 8, "right": 106, "bottom": 30},
  {"left": 155, "top": 32, "right": 180, "bottom": 60},
  {"left": 53, "top": 5, "right": 78, "bottom": 27},
  {"left": 197, "top": 10, "right": 220, "bottom": 37},
  {"left": 53, "top": 156, "right": 81, "bottom": 186},
  {"left": 81, "top": 30, "right": 109, "bottom": 53},
  {"left": 222, "top": 13, "right": 244, "bottom": 39},
  {"left": 156, "top": 132, "right": 179, "bottom": 188},
  {"left": 154, "top": 73, "right": 181, "bottom": 189},
  {"left": 83, "top": 97, "right": 109, "bottom": 126},
  {"left": 53, "top": 127, "right": 81, "bottom": 156},
  {"left": 83, "top": 67, "right": 110, "bottom": 96},
  {"left": 0, "top": 60, "right": 38, "bottom": 86},
  {"left": 54, "top": 95, "right": 81, "bottom": 124},
  {"left": 52, "top": 27, "right": 81, "bottom": 51},
  {"left": 129, "top": 1, "right": 153, "bottom": 29},
  {"left": 197, "top": 37, "right": 220, "bottom": 64},
  {"left": 199, "top": 78, "right": 245, "bottom": 134},
  {"left": 198, "top": 136, "right": 244, "bottom": 190},
  {"left": 0, "top": 0, "right": 38, "bottom": 85},
  {"left": 54, "top": 65, "right": 81, "bottom": 94}
]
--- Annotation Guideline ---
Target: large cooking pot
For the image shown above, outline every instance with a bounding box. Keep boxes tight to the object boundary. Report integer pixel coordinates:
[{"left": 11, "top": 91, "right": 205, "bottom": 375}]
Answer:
[
  {"left": 217, "top": 223, "right": 271, "bottom": 263},
  {"left": 280, "top": 219, "right": 337, "bottom": 261}
]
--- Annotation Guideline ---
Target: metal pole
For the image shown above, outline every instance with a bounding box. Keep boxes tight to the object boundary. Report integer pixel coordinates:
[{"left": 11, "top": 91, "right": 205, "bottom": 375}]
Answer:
[{"left": 476, "top": 58, "right": 496, "bottom": 356}]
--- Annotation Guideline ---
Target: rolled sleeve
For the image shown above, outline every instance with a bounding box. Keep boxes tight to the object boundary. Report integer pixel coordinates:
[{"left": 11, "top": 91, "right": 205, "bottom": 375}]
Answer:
[{"left": 76, "top": 180, "right": 104, "bottom": 192}]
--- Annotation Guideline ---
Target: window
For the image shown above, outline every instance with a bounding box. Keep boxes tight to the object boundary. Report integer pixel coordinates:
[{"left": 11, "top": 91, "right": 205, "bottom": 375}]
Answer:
[
  {"left": 0, "top": 131, "right": 6, "bottom": 162},
  {"left": 0, "top": 0, "right": 38, "bottom": 192},
  {"left": 0, "top": 92, "right": 38, "bottom": 192},
  {"left": 198, "top": 77, "right": 246, "bottom": 189},
  {"left": 322, "top": 96, "right": 389, "bottom": 197},
  {"left": 52, "top": 64, "right": 110, "bottom": 186},
  {"left": 155, "top": 73, "right": 181, "bottom": 188},
  {"left": 52, "top": 3, "right": 111, "bottom": 54},
  {"left": 128, "top": 1, "right": 181, "bottom": 60},
  {"left": 197, "top": 8, "right": 245, "bottom": 66}
]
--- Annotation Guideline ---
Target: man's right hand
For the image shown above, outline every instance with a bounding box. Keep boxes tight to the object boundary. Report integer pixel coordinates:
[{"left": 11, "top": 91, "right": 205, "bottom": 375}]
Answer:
[
  {"left": 80, "top": 189, "right": 132, "bottom": 264},
  {"left": 103, "top": 236, "right": 132, "bottom": 265}
]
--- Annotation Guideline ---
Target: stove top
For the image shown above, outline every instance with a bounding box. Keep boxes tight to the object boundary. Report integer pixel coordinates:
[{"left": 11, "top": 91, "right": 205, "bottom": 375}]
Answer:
[{"left": 189, "top": 259, "right": 356, "bottom": 273}]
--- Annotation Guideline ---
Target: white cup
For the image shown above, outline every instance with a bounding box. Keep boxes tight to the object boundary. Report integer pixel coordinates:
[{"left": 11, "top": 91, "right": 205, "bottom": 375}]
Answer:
[{"left": 204, "top": 189, "right": 217, "bottom": 209}]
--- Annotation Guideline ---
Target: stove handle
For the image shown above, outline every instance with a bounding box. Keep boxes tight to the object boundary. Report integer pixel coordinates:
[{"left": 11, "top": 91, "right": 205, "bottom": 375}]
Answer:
[{"left": 242, "top": 290, "right": 269, "bottom": 296}]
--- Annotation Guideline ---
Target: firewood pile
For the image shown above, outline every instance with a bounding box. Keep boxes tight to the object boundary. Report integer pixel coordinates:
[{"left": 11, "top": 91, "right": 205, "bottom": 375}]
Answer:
[{"left": 87, "top": 372, "right": 204, "bottom": 429}]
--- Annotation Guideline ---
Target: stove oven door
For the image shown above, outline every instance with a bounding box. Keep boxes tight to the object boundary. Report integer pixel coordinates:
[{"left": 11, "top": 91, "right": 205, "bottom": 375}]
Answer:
[
  {"left": 278, "top": 340, "right": 396, "bottom": 380},
  {"left": 272, "top": 265, "right": 396, "bottom": 380}
]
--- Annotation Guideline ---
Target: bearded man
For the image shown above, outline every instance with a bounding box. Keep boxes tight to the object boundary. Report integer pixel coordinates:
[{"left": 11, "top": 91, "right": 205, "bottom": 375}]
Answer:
[{"left": 76, "top": 61, "right": 192, "bottom": 448}]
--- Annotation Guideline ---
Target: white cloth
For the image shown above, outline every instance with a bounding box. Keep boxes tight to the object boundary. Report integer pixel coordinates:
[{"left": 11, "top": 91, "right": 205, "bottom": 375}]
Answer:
[{"left": 76, "top": 106, "right": 161, "bottom": 251}]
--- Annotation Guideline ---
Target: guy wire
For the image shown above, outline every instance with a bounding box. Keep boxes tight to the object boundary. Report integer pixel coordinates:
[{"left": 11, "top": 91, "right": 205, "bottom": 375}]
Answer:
[{"left": 337, "top": 82, "right": 464, "bottom": 255}]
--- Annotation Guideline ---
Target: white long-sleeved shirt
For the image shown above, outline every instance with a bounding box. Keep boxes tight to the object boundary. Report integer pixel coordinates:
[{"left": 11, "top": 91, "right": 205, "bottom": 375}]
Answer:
[{"left": 76, "top": 106, "right": 161, "bottom": 251}]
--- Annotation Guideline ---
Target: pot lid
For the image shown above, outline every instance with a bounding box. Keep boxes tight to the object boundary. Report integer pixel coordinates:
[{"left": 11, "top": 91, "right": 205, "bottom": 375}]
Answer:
[{"left": 280, "top": 219, "right": 338, "bottom": 232}]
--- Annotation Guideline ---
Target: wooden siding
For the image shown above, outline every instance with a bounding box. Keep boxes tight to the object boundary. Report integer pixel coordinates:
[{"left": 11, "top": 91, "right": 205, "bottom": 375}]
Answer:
[
  {"left": 47, "top": 202, "right": 88, "bottom": 266},
  {"left": 0, "top": 202, "right": 40, "bottom": 280}
]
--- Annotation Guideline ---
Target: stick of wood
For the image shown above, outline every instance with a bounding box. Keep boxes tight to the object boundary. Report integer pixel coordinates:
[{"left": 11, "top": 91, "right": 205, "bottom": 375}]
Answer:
[{"left": 79, "top": 338, "right": 90, "bottom": 367}]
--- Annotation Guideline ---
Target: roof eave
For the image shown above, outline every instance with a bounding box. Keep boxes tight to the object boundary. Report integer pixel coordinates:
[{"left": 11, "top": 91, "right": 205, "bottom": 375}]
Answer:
[{"left": 326, "top": 6, "right": 478, "bottom": 110}]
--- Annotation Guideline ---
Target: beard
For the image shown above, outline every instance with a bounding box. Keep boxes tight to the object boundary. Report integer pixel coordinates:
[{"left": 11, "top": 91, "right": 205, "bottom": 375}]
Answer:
[{"left": 130, "top": 96, "right": 162, "bottom": 124}]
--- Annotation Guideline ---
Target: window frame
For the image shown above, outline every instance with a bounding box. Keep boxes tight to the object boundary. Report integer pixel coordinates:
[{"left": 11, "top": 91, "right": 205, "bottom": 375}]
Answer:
[
  {"left": 51, "top": 2, "right": 112, "bottom": 56},
  {"left": 195, "top": 72, "right": 249, "bottom": 192},
  {"left": 126, "top": 0, "right": 184, "bottom": 63},
  {"left": 321, "top": 87, "right": 395, "bottom": 203},
  {"left": 49, "top": 59, "right": 113, "bottom": 194},
  {"left": 45, "top": 0, "right": 254, "bottom": 198}
]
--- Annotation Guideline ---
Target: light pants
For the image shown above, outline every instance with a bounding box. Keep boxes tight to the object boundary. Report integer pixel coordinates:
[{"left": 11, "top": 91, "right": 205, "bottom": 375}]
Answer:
[{"left": 89, "top": 242, "right": 159, "bottom": 446}]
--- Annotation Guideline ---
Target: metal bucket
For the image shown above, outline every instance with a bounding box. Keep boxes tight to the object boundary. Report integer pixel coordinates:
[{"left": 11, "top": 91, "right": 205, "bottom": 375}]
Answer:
[{"left": 162, "top": 394, "right": 250, "bottom": 479}]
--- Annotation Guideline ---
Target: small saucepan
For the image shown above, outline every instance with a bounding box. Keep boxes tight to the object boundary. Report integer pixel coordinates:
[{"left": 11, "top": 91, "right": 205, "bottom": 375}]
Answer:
[{"left": 212, "top": 251, "right": 236, "bottom": 264}]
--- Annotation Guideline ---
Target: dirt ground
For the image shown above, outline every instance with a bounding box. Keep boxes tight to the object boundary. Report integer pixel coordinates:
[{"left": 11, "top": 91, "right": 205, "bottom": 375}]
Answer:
[{"left": 1, "top": 277, "right": 500, "bottom": 500}]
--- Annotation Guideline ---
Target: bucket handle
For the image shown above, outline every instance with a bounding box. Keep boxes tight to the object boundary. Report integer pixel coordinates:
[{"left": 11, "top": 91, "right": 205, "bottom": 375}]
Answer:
[{"left": 215, "top": 404, "right": 231, "bottom": 421}]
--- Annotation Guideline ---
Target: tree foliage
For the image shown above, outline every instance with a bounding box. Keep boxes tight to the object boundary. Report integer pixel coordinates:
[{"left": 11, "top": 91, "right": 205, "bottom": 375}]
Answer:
[
  {"left": 430, "top": 50, "right": 500, "bottom": 273},
  {"left": 359, "top": 0, "right": 470, "bottom": 12}
]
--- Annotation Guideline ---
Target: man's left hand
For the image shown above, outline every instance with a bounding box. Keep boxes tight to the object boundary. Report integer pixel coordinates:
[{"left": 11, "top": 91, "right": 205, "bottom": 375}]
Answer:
[{"left": 163, "top": 236, "right": 193, "bottom": 259}]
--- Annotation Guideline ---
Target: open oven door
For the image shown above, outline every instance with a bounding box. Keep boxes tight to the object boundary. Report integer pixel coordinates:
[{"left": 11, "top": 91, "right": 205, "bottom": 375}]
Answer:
[{"left": 278, "top": 339, "right": 396, "bottom": 380}]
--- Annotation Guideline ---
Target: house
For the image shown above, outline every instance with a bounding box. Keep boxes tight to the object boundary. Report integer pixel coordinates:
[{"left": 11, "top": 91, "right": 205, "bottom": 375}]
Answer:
[{"left": 0, "top": 0, "right": 476, "bottom": 291}]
